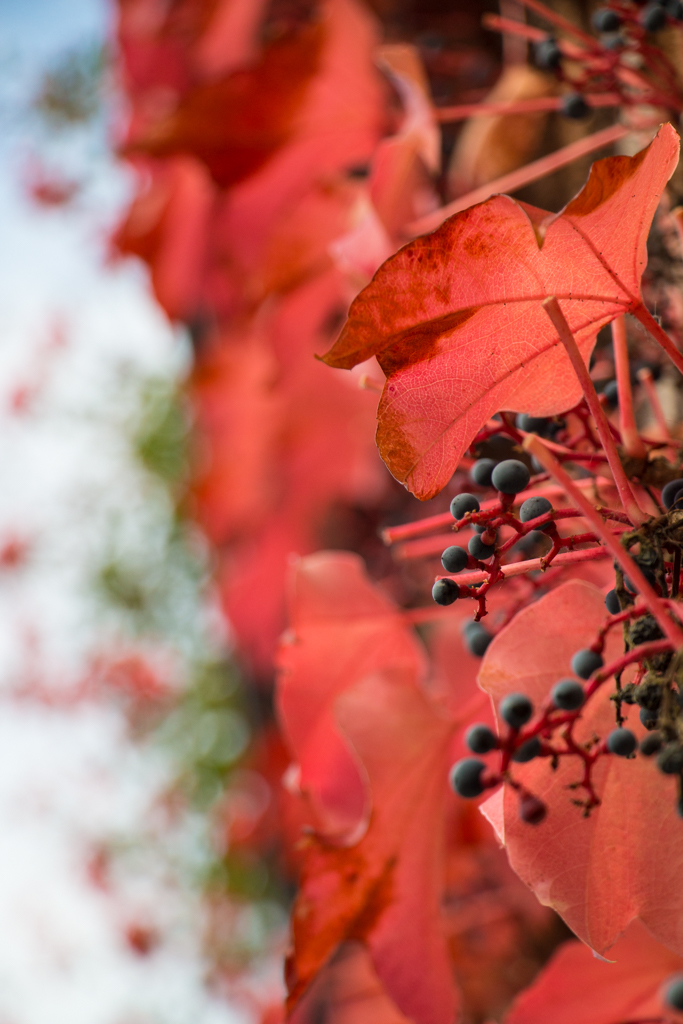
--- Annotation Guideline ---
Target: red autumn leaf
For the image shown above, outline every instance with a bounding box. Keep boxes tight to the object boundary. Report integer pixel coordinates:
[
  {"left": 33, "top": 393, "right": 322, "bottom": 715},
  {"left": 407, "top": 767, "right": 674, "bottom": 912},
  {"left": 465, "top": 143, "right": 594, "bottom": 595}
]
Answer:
[
  {"left": 322, "top": 123, "right": 679, "bottom": 499},
  {"left": 504, "top": 920, "right": 683, "bottom": 1024},
  {"left": 284, "top": 667, "right": 457, "bottom": 1024},
  {"left": 277, "top": 551, "right": 427, "bottom": 841},
  {"left": 478, "top": 579, "right": 683, "bottom": 957}
]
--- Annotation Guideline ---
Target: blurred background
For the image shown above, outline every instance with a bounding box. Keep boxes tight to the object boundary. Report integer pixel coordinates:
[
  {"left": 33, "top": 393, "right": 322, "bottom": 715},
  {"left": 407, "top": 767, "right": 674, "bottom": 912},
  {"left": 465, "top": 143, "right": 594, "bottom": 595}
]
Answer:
[{"left": 3, "top": 1, "right": 682, "bottom": 1023}]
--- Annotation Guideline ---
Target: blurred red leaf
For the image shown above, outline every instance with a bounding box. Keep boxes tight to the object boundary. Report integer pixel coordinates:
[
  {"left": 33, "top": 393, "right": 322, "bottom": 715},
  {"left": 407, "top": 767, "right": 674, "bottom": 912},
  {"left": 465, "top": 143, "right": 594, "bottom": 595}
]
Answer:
[
  {"left": 478, "top": 580, "right": 683, "bottom": 957},
  {"left": 504, "top": 921, "right": 683, "bottom": 1024},
  {"left": 322, "top": 124, "right": 679, "bottom": 498}
]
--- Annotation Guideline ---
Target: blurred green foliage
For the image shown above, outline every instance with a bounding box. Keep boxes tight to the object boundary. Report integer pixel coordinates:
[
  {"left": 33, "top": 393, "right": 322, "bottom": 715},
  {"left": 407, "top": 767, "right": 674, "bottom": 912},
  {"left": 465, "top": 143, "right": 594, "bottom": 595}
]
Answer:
[{"left": 33, "top": 44, "right": 105, "bottom": 127}]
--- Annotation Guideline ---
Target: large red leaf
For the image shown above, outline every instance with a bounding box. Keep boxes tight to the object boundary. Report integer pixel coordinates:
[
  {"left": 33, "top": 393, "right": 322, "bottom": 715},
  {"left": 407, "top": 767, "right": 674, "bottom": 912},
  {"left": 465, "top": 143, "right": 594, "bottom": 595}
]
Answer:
[
  {"left": 284, "top": 667, "right": 457, "bottom": 1024},
  {"left": 277, "top": 551, "right": 427, "bottom": 842},
  {"left": 478, "top": 580, "right": 683, "bottom": 956},
  {"left": 322, "top": 124, "right": 680, "bottom": 498},
  {"left": 504, "top": 921, "right": 683, "bottom": 1024}
]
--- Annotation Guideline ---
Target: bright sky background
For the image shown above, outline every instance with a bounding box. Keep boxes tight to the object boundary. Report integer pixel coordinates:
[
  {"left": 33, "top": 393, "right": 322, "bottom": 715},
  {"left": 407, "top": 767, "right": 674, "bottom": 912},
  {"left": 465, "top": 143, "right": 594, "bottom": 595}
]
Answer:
[{"left": 0, "top": 4, "right": 250, "bottom": 1023}]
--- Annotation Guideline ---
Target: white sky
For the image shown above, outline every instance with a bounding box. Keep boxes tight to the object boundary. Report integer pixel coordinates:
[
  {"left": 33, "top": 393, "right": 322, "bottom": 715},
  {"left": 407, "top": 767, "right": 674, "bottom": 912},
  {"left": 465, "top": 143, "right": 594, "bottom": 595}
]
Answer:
[{"left": 0, "top": 4, "right": 254, "bottom": 1023}]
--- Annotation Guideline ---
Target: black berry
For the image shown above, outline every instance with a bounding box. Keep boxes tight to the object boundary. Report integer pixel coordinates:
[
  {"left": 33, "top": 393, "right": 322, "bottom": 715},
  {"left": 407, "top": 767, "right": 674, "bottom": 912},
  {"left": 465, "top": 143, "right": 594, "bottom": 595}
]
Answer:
[
  {"left": 533, "top": 38, "right": 561, "bottom": 70},
  {"left": 515, "top": 414, "right": 548, "bottom": 434},
  {"left": 665, "top": 974, "right": 683, "bottom": 1012},
  {"left": 551, "top": 679, "right": 585, "bottom": 710},
  {"left": 512, "top": 737, "right": 542, "bottom": 763},
  {"left": 519, "top": 794, "right": 547, "bottom": 825},
  {"left": 634, "top": 680, "right": 662, "bottom": 711},
  {"left": 432, "top": 579, "right": 459, "bottom": 605},
  {"left": 470, "top": 459, "right": 496, "bottom": 487},
  {"left": 640, "top": 732, "right": 663, "bottom": 756},
  {"left": 571, "top": 649, "right": 603, "bottom": 679},
  {"left": 606, "top": 728, "right": 637, "bottom": 757},
  {"left": 624, "top": 567, "right": 658, "bottom": 594},
  {"left": 639, "top": 707, "right": 659, "bottom": 730},
  {"left": 657, "top": 743, "right": 683, "bottom": 775},
  {"left": 463, "top": 621, "right": 493, "bottom": 657},
  {"left": 560, "top": 92, "right": 589, "bottom": 119},
  {"left": 441, "top": 545, "right": 468, "bottom": 574},
  {"left": 500, "top": 693, "right": 533, "bottom": 729},
  {"left": 603, "top": 379, "right": 619, "bottom": 407},
  {"left": 604, "top": 589, "right": 621, "bottom": 614},
  {"left": 673, "top": 488, "right": 683, "bottom": 511},
  {"left": 491, "top": 459, "right": 530, "bottom": 495},
  {"left": 450, "top": 758, "right": 486, "bottom": 798},
  {"left": 666, "top": 0, "right": 683, "bottom": 20},
  {"left": 465, "top": 724, "right": 498, "bottom": 754},
  {"left": 450, "top": 493, "right": 480, "bottom": 519},
  {"left": 662, "top": 478, "right": 683, "bottom": 510},
  {"left": 519, "top": 496, "right": 553, "bottom": 531},
  {"left": 592, "top": 7, "right": 621, "bottom": 31},
  {"left": 468, "top": 534, "right": 496, "bottom": 560},
  {"left": 640, "top": 2, "right": 666, "bottom": 30}
]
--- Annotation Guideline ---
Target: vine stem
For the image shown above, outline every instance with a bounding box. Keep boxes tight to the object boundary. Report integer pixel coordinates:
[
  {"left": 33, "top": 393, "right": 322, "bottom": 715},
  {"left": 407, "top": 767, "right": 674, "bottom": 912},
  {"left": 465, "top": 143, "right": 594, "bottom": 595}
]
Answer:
[
  {"left": 632, "top": 303, "right": 683, "bottom": 378},
  {"left": 434, "top": 93, "right": 620, "bottom": 123},
  {"left": 543, "top": 297, "right": 646, "bottom": 526},
  {"left": 612, "top": 316, "right": 646, "bottom": 459},
  {"left": 435, "top": 545, "right": 609, "bottom": 589},
  {"left": 637, "top": 366, "right": 672, "bottom": 442},
  {"left": 524, "top": 434, "right": 683, "bottom": 648},
  {"left": 407, "top": 124, "right": 630, "bottom": 235}
]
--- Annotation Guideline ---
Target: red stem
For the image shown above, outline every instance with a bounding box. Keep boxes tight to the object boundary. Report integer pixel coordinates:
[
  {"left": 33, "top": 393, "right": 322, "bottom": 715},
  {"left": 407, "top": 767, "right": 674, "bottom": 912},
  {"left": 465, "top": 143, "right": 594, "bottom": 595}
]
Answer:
[
  {"left": 612, "top": 315, "right": 646, "bottom": 459},
  {"left": 434, "top": 93, "right": 620, "bottom": 123},
  {"left": 543, "top": 297, "right": 645, "bottom": 525},
  {"left": 637, "top": 366, "right": 672, "bottom": 442},
  {"left": 632, "top": 302, "right": 683, "bottom": 377},
  {"left": 524, "top": 435, "right": 683, "bottom": 647},
  {"left": 437, "top": 545, "right": 609, "bottom": 586}
]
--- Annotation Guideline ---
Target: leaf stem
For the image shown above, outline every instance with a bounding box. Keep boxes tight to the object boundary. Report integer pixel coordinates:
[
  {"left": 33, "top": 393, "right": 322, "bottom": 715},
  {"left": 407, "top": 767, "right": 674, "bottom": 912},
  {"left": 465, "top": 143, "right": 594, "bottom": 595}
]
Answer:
[
  {"left": 407, "top": 124, "right": 631, "bottom": 235},
  {"left": 612, "top": 316, "right": 646, "bottom": 459},
  {"left": 631, "top": 303, "right": 683, "bottom": 378},
  {"left": 543, "top": 297, "right": 645, "bottom": 526},
  {"left": 637, "top": 366, "right": 672, "bottom": 442},
  {"left": 524, "top": 434, "right": 683, "bottom": 647},
  {"left": 434, "top": 93, "right": 620, "bottom": 123}
]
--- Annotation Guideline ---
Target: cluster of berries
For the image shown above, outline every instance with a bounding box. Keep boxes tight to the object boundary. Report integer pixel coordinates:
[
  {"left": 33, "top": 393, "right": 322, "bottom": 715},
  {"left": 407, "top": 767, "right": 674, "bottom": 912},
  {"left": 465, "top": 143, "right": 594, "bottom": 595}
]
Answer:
[
  {"left": 530, "top": 0, "right": 683, "bottom": 122},
  {"left": 432, "top": 456, "right": 555, "bottom": 611}
]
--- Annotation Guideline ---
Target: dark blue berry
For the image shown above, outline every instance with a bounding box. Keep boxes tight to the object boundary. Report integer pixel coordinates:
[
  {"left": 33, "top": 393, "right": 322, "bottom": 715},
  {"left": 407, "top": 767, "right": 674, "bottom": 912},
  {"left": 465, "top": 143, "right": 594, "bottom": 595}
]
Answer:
[
  {"left": 607, "top": 728, "right": 637, "bottom": 757},
  {"left": 673, "top": 488, "right": 683, "bottom": 511},
  {"left": 666, "top": 0, "right": 683, "bottom": 20},
  {"left": 441, "top": 545, "right": 468, "bottom": 574},
  {"left": 515, "top": 414, "right": 548, "bottom": 434},
  {"left": 450, "top": 758, "right": 486, "bottom": 798},
  {"left": 641, "top": 2, "right": 666, "bottom": 30},
  {"left": 624, "top": 567, "right": 657, "bottom": 593},
  {"left": 450, "top": 493, "right": 480, "bottom": 519},
  {"left": 602, "top": 379, "right": 619, "bottom": 407},
  {"left": 519, "top": 793, "right": 546, "bottom": 825},
  {"left": 468, "top": 534, "right": 496, "bottom": 560},
  {"left": 604, "top": 589, "right": 621, "bottom": 614},
  {"left": 500, "top": 693, "right": 533, "bottom": 729},
  {"left": 512, "top": 737, "right": 541, "bottom": 762},
  {"left": 466, "top": 724, "right": 497, "bottom": 754},
  {"left": 657, "top": 743, "right": 683, "bottom": 774},
  {"left": 432, "top": 579, "right": 459, "bottom": 605},
  {"left": 639, "top": 707, "right": 659, "bottom": 730},
  {"left": 640, "top": 732, "right": 663, "bottom": 756},
  {"left": 491, "top": 459, "right": 530, "bottom": 495},
  {"left": 519, "top": 496, "right": 553, "bottom": 531},
  {"left": 592, "top": 7, "right": 621, "bottom": 31},
  {"left": 560, "top": 92, "right": 589, "bottom": 119},
  {"left": 571, "top": 649, "right": 603, "bottom": 680},
  {"left": 662, "top": 478, "right": 683, "bottom": 509},
  {"left": 470, "top": 459, "right": 496, "bottom": 487},
  {"left": 551, "top": 679, "right": 585, "bottom": 710},
  {"left": 665, "top": 974, "right": 683, "bottom": 1012},
  {"left": 463, "top": 622, "right": 493, "bottom": 657},
  {"left": 533, "top": 38, "right": 561, "bottom": 69}
]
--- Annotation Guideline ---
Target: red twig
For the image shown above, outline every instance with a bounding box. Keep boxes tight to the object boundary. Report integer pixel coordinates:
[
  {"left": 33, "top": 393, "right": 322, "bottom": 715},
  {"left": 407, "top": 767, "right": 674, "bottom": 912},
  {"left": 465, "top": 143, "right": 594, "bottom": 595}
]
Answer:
[
  {"left": 632, "top": 303, "right": 683, "bottom": 379},
  {"left": 434, "top": 93, "right": 620, "bottom": 123},
  {"left": 408, "top": 124, "right": 631, "bottom": 236},
  {"left": 612, "top": 315, "right": 646, "bottom": 460},
  {"left": 543, "top": 297, "right": 645, "bottom": 525},
  {"left": 637, "top": 366, "right": 673, "bottom": 442},
  {"left": 437, "top": 545, "right": 609, "bottom": 586}
]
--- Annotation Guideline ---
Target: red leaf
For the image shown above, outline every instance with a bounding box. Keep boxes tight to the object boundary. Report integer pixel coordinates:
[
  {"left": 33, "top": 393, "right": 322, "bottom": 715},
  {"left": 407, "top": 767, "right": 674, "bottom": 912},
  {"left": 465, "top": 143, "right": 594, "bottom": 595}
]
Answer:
[
  {"left": 277, "top": 551, "right": 427, "bottom": 841},
  {"left": 322, "top": 124, "right": 679, "bottom": 498},
  {"left": 277, "top": 552, "right": 461, "bottom": 1024},
  {"left": 478, "top": 580, "right": 683, "bottom": 957},
  {"left": 504, "top": 921, "right": 683, "bottom": 1024}
]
